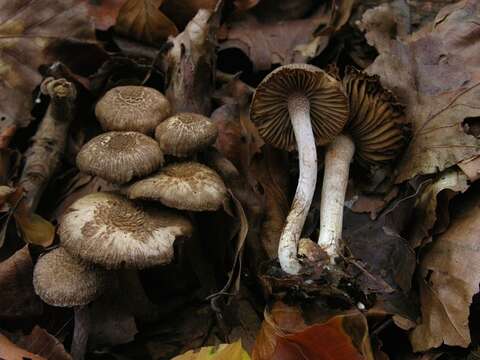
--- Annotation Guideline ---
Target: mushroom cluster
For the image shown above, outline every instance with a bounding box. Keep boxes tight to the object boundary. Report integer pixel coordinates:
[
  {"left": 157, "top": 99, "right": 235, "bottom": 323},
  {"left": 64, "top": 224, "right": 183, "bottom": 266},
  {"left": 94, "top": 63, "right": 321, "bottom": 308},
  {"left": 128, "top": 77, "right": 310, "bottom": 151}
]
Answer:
[
  {"left": 33, "top": 85, "right": 228, "bottom": 359},
  {"left": 251, "top": 65, "right": 408, "bottom": 274}
]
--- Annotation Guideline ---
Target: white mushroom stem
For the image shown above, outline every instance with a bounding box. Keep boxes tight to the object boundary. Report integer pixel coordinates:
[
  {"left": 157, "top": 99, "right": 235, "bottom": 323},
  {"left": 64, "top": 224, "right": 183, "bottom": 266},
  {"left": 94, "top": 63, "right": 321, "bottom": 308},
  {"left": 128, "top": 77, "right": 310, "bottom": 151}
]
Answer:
[
  {"left": 71, "top": 305, "right": 90, "bottom": 360},
  {"left": 318, "top": 134, "right": 355, "bottom": 263},
  {"left": 278, "top": 94, "right": 317, "bottom": 275}
]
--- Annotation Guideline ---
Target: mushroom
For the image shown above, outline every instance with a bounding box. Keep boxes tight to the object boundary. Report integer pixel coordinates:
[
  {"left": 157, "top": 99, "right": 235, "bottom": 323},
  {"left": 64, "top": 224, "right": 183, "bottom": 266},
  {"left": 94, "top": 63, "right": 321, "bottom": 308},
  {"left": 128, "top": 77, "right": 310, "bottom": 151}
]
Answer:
[
  {"left": 250, "top": 64, "right": 349, "bottom": 274},
  {"left": 58, "top": 192, "right": 193, "bottom": 321},
  {"left": 76, "top": 131, "right": 164, "bottom": 184},
  {"left": 33, "top": 247, "right": 108, "bottom": 360},
  {"left": 95, "top": 86, "right": 171, "bottom": 134},
  {"left": 126, "top": 162, "right": 227, "bottom": 212},
  {"left": 318, "top": 67, "right": 409, "bottom": 262},
  {"left": 155, "top": 113, "right": 218, "bottom": 157}
]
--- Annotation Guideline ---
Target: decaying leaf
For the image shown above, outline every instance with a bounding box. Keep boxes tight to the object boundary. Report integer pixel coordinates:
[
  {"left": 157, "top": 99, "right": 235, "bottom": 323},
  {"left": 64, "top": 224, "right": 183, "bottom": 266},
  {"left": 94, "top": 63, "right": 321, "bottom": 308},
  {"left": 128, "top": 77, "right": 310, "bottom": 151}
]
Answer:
[
  {"left": 219, "top": 0, "right": 354, "bottom": 71},
  {"left": 0, "top": 334, "right": 45, "bottom": 360},
  {"left": 363, "top": 0, "right": 480, "bottom": 182},
  {"left": 16, "top": 326, "right": 72, "bottom": 360},
  {"left": 458, "top": 155, "right": 480, "bottom": 182},
  {"left": 0, "top": 0, "right": 103, "bottom": 136},
  {"left": 252, "top": 301, "right": 373, "bottom": 360},
  {"left": 409, "top": 169, "right": 469, "bottom": 248},
  {"left": 82, "top": 0, "right": 126, "bottom": 30},
  {"left": 0, "top": 246, "right": 43, "bottom": 319},
  {"left": 410, "top": 187, "right": 480, "bottom": 351},
  {"left": 172, "top": 340, "right": 251, "bottom": 360},
  {"left": 14, "top": 206, "right": 55, "bottom": 247},
  {"left": 115, "top": 0, "right": 178, "bottom": 45},
  {"left": 160, "top": 0, "right": 218, "bottom": 29}
]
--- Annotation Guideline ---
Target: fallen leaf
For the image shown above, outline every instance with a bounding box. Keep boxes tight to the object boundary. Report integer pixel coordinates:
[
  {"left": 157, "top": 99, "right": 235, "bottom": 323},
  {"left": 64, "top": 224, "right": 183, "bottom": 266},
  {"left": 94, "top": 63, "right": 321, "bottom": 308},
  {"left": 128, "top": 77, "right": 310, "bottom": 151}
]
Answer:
[
  {"left": 252, "top": 302, "right": 373, "bottom": 360},
  {"left": 82, "top": 0, "right": 126, "bottom": 30},
  {"left": 219, "top": 0, "right": 353, "bottom": 71},
  {"left": 115, "top": 0, "right": 178, "bottom": 45},
  {"left": 458, "top": 155, "right": 480, "bottom": 182},
  {"left": 0, "top": 334, "right": 45, "bottom": 360},
  {"left": 363, "top": 0, "right": 480, "bottom": 182},
  {"left": 0, "top": 246, "right": 43, "bottom": 319},
  {"left": 410, "top": 186, "right": 480, "bottom": 351},
  {"left": 409, "top": 169, "right": 469, "bottom": 248},
  {"left": 14, "top": 208, "right": 55, "bottom": 247},
  {"left": 172, "top": 340, "right": 251, "bottom": 360},
  {"left": 0, "top": 0, "right": 104, "bottom": 135},
  {"left": 16, "top": 326, "right": 72, "bottom": 360}
]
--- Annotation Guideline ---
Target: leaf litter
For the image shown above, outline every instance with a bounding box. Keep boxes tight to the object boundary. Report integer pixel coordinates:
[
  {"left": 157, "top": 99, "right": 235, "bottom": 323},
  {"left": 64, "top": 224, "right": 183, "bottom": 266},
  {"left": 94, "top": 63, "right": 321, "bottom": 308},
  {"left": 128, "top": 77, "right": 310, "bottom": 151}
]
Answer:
[{"left": 0, "top": 0, "right": 480, "bottom": 359}]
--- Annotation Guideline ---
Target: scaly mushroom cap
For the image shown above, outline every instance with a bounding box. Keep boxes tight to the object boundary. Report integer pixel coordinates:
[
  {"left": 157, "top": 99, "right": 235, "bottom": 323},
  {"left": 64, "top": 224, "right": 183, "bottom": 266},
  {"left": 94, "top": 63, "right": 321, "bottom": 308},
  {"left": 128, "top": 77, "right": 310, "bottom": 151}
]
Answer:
[
  {"left": 59, "top": 192, "right": 193, "bottom": 269},
  {"left": 76, "top": 131, "right": 164, "bottom": 184},
  {"left": 250, "top": 64, "right": 349, "bottom": 150},
  {"left": 155, "top": 113, "right": 218, "bottom": 157},
  {"left": 33, "top": 247, "right": 107, "bottom": 307},
  {"left": 126, "top": 162, "right": 227, "bottom": 211},
  {"left": 343, "top": 67, "right": 409, "bottom": 167},
  {"left": 95, "top": 86, "right": 171, "bottom": 134}
]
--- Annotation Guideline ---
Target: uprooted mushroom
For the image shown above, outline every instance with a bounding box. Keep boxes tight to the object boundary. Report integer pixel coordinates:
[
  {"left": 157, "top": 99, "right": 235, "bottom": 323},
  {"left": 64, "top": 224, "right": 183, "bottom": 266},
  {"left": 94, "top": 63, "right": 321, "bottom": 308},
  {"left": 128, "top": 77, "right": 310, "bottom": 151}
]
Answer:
[
  {"left": 317, "top": 67, "right": 410, "bottom": 263},
  {"left": 250, "top": 64, "right": 349, "bottom": 274}
]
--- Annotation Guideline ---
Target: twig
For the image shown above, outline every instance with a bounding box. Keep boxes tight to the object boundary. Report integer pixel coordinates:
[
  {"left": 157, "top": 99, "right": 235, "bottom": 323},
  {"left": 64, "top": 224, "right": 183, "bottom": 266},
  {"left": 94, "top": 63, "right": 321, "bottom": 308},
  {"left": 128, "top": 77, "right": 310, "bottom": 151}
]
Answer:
[{"left": 18, "top": 77, "right": 76, "bottom": 211}]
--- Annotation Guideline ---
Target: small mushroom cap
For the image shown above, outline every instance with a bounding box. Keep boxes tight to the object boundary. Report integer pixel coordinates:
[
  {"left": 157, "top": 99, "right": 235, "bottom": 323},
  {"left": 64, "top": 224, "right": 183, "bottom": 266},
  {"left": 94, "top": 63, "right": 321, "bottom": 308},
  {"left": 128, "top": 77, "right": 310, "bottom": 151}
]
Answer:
[
  {"left": 343, "top": 67, "right": 409, "bottom": 167},
  {"left": 250, "top": 64, "right": 349, "bottom": 150},
  {"left": 33, "top": 247, "right": 107, "bottom": 307},
  {"left": 126, "top": 162, "right": 227, "bottom": 211},
  {"left": 76, "top": 131, "right": 164, "bottom": 184},
  {"left": 155, "top": 113, "right": 218, "bottom": 157},
  {"left": 95, "top": 86, "right": 171, "bottom": 134},
  {"left": 59, "top": 192, "right": 193, "bottom": 269}
]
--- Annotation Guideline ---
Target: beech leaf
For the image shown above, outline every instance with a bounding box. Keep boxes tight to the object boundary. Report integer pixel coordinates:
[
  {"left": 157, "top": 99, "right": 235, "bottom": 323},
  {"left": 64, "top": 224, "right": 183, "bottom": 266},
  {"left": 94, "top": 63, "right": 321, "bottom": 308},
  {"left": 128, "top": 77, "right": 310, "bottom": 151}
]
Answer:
[
  {"left": 171, "top": 341, "right": 251, "bottom": 360},
  {"left": 363, "top": 0, "right": 480, "bottom": 182},
  {"left": 115, "top": 0, "right": 178, "bottom": 45},
  {"left": 0, "top": 0, "right": 103, "bottom": 135},
  {"left": 410, "top": 188, "right": 480, "bottom": 351}
]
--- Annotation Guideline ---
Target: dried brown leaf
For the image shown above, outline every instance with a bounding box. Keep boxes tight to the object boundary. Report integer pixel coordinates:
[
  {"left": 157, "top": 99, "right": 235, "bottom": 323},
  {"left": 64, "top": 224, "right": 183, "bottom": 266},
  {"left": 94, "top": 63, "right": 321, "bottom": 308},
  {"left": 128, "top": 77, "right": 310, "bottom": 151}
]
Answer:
[
  {"left": 363, "top": 0, "right": 480, "bottom": 182},
  {"left": 220, "top": 0, "right": 353, "bottom": 71},
  {"left": 115, "top": 0, "right": 178, "bottom": 45},
  {"left": 458, "top": 155, "right": 480, "bottom": 182},
  {"left": 17, "top": 326, "right": 72, "bottom": 360},
  {"left": 0, "top": 334, "right": 45, "bottom": 360},
  {"left": 0, "top": 246, "right": 43, "bottom": 319},
  {"left": 410, "top": 188, "right": 480, "bottom": 351},
  {"left": 409, "top": 169, "right": 469, "bottom": 248},
  {"left": 161, "top": 0, "right": 218, "bottom": 29},
  {"left": 82, "top": 0, "right": 126, "bottom": 30},
  {"left": 0, "top": 0, "right": 103, "bottom": 135}
]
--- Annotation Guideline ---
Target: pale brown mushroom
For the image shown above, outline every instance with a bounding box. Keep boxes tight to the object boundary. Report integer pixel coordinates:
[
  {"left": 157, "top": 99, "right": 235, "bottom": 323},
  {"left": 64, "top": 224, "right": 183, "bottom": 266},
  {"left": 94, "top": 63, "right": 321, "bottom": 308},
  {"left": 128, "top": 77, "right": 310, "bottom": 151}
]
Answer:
[
  {"left": 126, "top": 162, "right": 227, "bottom": 212},
  {"left": 250, "top": 64, "right": 349, "bottom": 274},
  {"left": 76, "top": 131, "right": 164, "bottom": 184},
  {"left": 33, "top": 247, "right": 108, "bottom": 360},
  {"left": 318, "top": 67, "right": 409, "bottom": 262},
  {"left": 95, "top": 86, "right": 171, "bottom": 134},
  {"left": 154, "top": 113, "right": 218, "bottom": 157}
]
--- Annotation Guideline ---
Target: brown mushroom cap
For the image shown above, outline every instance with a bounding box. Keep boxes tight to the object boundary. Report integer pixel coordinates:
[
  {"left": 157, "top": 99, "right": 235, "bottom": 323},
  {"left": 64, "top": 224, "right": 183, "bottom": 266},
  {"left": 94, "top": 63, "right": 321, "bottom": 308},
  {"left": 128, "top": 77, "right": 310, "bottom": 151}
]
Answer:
[
  {"left": 343, "top": 67, "right": 409, "bottom": 167},
  {"left": 76, "top": 131, "right": 164, "bottom": 184},
  {"left": 126, "top": 162, "right": 227, "bottom": 211},
  {"left": 59, "top": 192, "right": 193, "bottom": 269},
  {"left": 95, "top": 86, "right": 171, "bottom": 134},
  {"left": 250, "top": 64, "right": 349, "bottom": 150},
  {"left": 33, "top": 247, "right": 107, "bottom": 307},
  {"left": 155, "top": 113, "right": 218, "bottom": 157}
]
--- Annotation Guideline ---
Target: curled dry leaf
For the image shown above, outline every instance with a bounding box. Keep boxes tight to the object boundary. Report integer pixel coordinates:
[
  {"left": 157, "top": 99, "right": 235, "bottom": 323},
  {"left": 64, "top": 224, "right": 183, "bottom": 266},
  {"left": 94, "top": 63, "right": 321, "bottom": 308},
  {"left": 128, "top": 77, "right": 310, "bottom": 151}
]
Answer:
[
  {"left": 363, "top": 0, "right": 480, "bottom": 182},
  {"left": 115, "top": 0, "right": 178, "bottom": 45},
  {"left": 252, "top": 301, "right": 373, "bottom": 360},
  {"left": 0, "top": 334, "right": 45, "bottom": 360},
  {"left": 0, "top": 0, "right": 103, "bottom": 136},
  {"left": 409, "top": 169, "right": 469, "bottom": 248},
  {"left": 410, "top": 187, "right": 480, "bottom": 351},
  {"left": 219, "top": 0, "right": 354, "bottom": 71},
  {"left": 0, "top": 246, "right": 43, "bottom": 319},
  {"left": 16, "top": 326, "right": 72, "bottom": 360}
]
